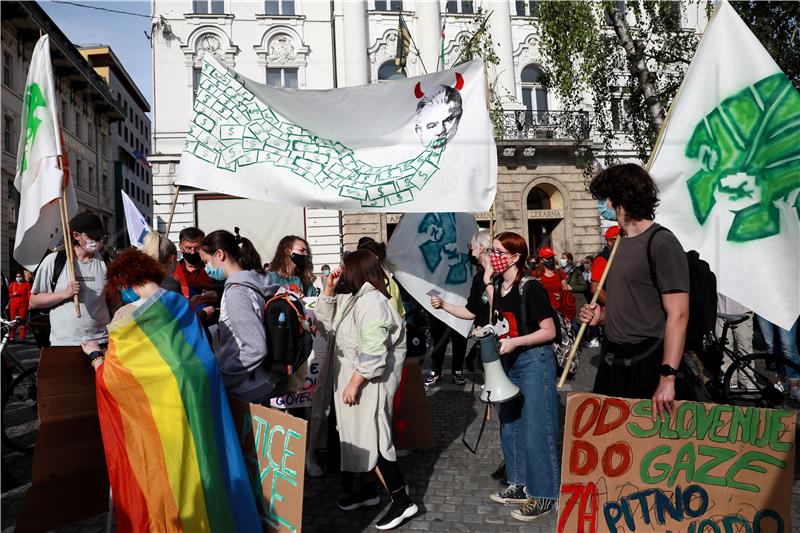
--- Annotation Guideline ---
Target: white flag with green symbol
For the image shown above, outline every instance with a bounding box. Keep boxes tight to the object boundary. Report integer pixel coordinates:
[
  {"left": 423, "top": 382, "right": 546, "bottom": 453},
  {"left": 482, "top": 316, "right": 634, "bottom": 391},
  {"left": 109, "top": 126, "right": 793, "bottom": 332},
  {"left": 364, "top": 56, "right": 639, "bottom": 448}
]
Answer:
[
  {"left": 650, "top": 1, "right": 800, "bottom": 330},
  {"left": 177, "top": 56, "right": 496, "bottom": 212},
  {"left": 13, "top": 35, "right": 77, "bottom": 270}
]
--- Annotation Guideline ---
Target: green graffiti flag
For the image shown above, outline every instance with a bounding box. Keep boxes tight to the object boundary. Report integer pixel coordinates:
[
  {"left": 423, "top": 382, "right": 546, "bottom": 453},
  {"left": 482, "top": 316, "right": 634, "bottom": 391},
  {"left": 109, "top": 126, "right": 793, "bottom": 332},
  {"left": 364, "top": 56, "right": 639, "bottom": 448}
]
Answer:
[
  {"left": 649, "top": 1, "right": 800, "bottom": 330},
  {"left": 13, "top": 35, "right": 77, "bottom": 271}
]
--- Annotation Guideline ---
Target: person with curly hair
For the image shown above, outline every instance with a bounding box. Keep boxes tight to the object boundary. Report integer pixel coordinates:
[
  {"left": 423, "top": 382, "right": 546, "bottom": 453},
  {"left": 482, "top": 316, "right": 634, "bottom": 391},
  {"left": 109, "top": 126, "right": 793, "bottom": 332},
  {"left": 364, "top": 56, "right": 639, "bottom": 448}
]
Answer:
[
  {"left": 265, "top": 235, "right": 318, "bottom": 297},
  {"left": 580, "top": 164, "right": 691, "bottom": 418},
  {"left": 79, "top": 249, "right": 261, "bottom": 532}
]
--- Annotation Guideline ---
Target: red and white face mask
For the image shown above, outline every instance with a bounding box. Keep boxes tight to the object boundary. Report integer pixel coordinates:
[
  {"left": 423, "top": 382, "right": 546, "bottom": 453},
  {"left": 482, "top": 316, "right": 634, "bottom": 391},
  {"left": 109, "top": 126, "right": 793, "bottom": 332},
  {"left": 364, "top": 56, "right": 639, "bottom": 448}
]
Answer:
[{"left": 490, "top": 251, "right": 513, "bottom": 274}]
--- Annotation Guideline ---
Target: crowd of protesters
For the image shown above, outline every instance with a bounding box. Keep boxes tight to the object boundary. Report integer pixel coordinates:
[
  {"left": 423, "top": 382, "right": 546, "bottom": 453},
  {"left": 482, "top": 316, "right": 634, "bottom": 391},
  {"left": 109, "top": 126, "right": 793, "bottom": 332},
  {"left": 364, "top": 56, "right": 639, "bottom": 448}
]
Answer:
[{"left": 5, "top": 163, "right": 799, "bottom": 529}]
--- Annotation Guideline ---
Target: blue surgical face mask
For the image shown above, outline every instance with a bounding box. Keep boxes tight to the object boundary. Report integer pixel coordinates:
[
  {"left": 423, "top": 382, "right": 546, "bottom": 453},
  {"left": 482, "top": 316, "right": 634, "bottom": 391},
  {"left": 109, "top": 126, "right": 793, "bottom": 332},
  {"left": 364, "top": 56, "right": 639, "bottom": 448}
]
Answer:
[
  {"left": 597, "top": 198, "right": 617, "bottom": 221},
  {"left": 205, "top": 262, "right": 227, "bottom": 281},
  {"left": 120, "top": 286, "right": 139, "bottom": 304}
]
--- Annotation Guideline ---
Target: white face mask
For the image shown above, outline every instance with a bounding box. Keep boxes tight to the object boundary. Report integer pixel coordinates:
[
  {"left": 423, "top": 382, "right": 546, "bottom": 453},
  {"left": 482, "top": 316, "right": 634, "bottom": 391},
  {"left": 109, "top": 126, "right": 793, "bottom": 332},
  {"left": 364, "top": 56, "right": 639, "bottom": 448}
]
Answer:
[
  {"left": 559, "top": 258, "right": 568, "bottom": 268},
  {"left": 16, "top": 276, "right": 23, "bottom": 283},
  {"left": 82, "top": 239, "right": 100, "bottom": 253}
]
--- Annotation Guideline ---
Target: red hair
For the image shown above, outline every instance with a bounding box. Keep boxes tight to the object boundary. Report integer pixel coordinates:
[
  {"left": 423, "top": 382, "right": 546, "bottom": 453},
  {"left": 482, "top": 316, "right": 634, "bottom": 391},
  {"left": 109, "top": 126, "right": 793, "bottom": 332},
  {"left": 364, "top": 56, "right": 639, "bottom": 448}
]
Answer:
[
  {"left": 105, "top": 248, "right": 165, "bottom": 293},
  {"left": 495, "top": 231, "right": 529, "bottom": 284}
]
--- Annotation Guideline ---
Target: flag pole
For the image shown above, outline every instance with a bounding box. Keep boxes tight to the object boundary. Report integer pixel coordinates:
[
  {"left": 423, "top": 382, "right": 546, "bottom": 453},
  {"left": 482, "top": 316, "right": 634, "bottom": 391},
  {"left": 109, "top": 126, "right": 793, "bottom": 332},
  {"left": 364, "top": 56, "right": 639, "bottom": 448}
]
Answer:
[
  {"left": 57, "top": 155, "right": 80, "bottom": 317},
  {"left": 165, "top": 184, "right": 180, "bottom": 237},
  {"left": 557, "top": 234, "right": 621, "bottom": 388}
]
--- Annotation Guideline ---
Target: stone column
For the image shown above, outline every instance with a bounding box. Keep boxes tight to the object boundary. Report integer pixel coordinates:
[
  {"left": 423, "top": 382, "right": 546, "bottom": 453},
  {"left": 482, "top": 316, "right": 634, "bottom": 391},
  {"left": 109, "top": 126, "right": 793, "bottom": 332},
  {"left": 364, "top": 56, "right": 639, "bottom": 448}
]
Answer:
[
  {"left": 342, "top": 0, "right": 370, "bottom": 86},
  {"left": 415, "top": 0, "right": 442, "bottom": 73},
  {"left": 485, "top": 0, "right": 520, "bottom": 107}
]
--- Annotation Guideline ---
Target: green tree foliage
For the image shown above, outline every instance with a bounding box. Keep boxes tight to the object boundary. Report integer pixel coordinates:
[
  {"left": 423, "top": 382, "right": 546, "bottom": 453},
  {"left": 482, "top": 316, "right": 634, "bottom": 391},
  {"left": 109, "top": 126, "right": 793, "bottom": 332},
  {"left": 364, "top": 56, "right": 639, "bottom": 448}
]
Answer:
[
  {"left": 535, "top": 1, "right": 701, "bottom": 165},
  {"left": 731, "top": 1, "right": 799, "bottom": 90}
]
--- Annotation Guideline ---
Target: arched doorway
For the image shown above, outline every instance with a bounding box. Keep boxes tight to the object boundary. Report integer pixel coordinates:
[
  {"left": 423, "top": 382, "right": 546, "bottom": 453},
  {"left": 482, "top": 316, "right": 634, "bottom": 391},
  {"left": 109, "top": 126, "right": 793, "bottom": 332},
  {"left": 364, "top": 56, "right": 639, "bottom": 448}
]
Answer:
[{"left": 526, "top": 183, "right": 565, "bottom": 254}]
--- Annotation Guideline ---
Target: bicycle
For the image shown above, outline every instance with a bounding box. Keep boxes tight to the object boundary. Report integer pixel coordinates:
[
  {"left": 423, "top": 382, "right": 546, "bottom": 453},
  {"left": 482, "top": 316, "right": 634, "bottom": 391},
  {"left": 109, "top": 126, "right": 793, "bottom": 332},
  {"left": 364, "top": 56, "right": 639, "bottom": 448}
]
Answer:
[
  {"left": 1, "top": 317, "right": 39, "bottom": 453},
  {"left": 709, "top": 313, "right": 800, "bottom": 410}
]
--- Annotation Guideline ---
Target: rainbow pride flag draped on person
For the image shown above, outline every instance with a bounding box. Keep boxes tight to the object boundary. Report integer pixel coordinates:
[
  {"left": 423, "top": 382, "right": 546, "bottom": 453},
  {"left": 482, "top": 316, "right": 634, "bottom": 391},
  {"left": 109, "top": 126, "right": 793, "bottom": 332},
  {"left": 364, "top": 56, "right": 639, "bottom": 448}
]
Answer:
[{"left": 96, "top": 289, "right": 261, "bottom": 533}]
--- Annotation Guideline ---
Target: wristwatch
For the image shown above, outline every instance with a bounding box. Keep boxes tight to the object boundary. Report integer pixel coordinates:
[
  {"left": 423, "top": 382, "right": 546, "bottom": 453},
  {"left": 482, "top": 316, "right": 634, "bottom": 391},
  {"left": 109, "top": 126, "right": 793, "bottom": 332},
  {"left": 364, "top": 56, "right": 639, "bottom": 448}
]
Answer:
[
  {"left": 87, "top": 350, "right": 105, "bottom": 364},
  {"left": 659, "top": 364, "right": 678, "bottom": 377}
]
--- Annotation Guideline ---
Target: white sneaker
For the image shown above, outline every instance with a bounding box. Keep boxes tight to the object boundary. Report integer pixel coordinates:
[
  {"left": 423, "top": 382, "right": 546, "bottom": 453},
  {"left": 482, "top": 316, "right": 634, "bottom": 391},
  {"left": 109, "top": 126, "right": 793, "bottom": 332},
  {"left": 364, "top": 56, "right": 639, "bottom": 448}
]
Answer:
[
  {"left": 305, "top": 453, "right": 323, "bottom": 478},
  {"left": 587, "top": 339, "right": 600, "bottom": 348}
]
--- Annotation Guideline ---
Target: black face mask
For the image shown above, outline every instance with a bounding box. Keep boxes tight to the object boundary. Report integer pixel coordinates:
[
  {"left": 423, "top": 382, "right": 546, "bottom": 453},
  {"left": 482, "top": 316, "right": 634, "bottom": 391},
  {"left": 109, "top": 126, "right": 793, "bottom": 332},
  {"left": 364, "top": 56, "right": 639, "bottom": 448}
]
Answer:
[
  {"left": 542, "top": 258, "right": 556, "bottom": 270},
  {"left": 291, "top": 253, "right": 308, "bottom": 270},
  {"left": 182, "top": 252, "right": 202, "bottom": 266}
]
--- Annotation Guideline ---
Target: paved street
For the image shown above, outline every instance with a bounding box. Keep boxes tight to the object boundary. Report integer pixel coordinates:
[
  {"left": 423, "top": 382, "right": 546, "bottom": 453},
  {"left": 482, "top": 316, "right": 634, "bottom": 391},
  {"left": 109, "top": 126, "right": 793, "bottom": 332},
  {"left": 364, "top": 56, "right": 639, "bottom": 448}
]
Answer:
[{"left": 3, "top": 340, "right": 800, "bottom": 532}]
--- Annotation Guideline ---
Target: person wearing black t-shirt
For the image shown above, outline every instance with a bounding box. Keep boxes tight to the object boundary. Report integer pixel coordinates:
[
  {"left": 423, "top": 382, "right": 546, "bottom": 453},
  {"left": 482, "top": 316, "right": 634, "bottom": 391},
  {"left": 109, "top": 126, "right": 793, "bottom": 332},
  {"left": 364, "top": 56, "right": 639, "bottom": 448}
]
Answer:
[{"left": 435, "top": 231, "right": 560, "bottom": 523}]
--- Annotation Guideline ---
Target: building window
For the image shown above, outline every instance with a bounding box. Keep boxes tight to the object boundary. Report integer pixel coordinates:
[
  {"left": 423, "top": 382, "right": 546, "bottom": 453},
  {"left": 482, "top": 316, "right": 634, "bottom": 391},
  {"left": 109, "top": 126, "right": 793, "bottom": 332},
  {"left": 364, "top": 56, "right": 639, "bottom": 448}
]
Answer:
[
  {"left": 266, "top": 67, "right": 298, "bottom": 88},
  {"left": 102, "top": 174, "right": 108, "bottom": 195},
  {"left": 74, "top": 111, "right": 81, "bottom": 138},
  {"left": 146, "top": 193, "right": 150, "bottom": 207},
  {"left": 87, "top": 122, "right": 94, "bottom": 146},
  {"left": 378, "top": 60, "right": 405, "bottom": 81},
  {"left": 76, "top": 159, "right": 82, "bottom": 188},
  {"left": 514, "top": 1, "right": 538, "bottom": 17},
  {"left": 520, "top": 64, "right": 548, "bottom": 122},
  {"left": 3, "top": 115, "right": 13, "bottom": 153},
  {"left": 88, "top": 165, "right": 94, "bottom": 191},
  {"left": 2, "top": 51, "right": 12, "bottom": 88},
  {"left": 62, "top": 100, "right": 68, "bottom": 128},
  {"left": 100, "top": 134, "right": 107, "bottom": 156},
  {"left": 611, "top": 96, "right": 631, "bottom": 132},
  {"left": 193, "top": 67, "right": 202, "bottom": 99},
  {"left": 265, "top": 0, "right": 295, "bottom": 15},
  {"left": 374, "top": 1, "right": 403, "bottom": 11},
  {"left": 446, "top": 0, "right": 473, "bottom": 14},
  {"left": 194, "top": 0, "right": 224, "bottom": 14}
]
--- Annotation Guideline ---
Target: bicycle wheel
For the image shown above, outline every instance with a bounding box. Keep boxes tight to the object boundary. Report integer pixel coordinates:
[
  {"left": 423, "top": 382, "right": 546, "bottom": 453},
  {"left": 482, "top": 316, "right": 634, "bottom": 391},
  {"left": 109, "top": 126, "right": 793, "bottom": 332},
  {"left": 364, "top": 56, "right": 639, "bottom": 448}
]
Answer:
[
  {"left": 723, "top": 353, "right": 800, "bottom": 410},
  {"left": 2, "top": 367, "right": 38, "bottom": 453}
]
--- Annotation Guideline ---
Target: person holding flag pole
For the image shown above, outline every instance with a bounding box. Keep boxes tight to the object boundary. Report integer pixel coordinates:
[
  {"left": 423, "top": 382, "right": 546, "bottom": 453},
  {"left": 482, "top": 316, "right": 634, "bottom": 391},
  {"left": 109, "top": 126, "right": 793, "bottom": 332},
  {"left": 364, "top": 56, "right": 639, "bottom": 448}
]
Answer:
[{"left": 14, "top": 34, "right": 81, "bottom": 317}]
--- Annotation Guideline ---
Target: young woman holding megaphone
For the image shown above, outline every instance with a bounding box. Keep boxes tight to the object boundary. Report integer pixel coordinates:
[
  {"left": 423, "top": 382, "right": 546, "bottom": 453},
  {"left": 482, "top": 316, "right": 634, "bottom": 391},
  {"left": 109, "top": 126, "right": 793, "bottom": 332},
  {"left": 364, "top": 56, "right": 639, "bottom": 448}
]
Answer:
[{"left": 431, "top": 231, "right": 561, "bottom": 523}]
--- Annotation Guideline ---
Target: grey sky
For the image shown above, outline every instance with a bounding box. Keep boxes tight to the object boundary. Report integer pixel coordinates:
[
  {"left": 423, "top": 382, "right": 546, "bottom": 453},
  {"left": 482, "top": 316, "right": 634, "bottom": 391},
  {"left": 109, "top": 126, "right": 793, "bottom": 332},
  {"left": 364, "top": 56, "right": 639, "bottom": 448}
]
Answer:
[{"left": 39, "top": 0, "right": 153, "bottom": 113}]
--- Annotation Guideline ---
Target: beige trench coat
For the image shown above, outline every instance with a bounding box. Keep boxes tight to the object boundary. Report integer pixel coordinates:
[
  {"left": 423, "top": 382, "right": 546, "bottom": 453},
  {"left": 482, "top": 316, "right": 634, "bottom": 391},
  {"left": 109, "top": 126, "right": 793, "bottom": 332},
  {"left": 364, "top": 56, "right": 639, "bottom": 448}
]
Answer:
[{"left": 314, "top": 283, "right": 406, "bottom": 472}]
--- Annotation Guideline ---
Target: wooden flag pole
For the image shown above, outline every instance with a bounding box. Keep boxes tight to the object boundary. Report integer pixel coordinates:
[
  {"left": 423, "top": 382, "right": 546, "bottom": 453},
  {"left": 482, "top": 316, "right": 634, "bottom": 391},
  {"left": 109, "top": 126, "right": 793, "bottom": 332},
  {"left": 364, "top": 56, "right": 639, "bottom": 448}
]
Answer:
[
  {"left": 165, "top": 184, "right": 180, "bottom": 237},
  {"left": 57, "top": 155, "right": 80, "bottom": 317},
  {"left": 557, "top": 234, "right": 621, "bottom": 388}
]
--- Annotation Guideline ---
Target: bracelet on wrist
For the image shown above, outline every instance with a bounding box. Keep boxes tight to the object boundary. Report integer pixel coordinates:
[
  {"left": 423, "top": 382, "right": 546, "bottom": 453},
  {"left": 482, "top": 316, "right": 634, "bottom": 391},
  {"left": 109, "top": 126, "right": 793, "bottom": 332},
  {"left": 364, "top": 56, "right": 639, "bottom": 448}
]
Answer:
[{"left": 87, "top": 350, "right": 104, "bottom": 364}]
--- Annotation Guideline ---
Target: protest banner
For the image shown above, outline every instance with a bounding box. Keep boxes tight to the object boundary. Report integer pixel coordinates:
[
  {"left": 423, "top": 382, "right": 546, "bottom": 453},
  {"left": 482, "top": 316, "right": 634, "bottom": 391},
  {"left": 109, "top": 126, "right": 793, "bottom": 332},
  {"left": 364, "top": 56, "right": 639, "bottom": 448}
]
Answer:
[
  {"left": 558, "top": 393, "right": 796, "bottom": 533},
  {"left": 16, "top": 347, "right": 108, "bottom": 533},
  {"left": 232, "top": 399, "right": 308, "bottom": 533},
  {"left": 271, "top": 334, "right": 327, "bottom": 409},
  {"left": 387, "top": 212, "right": 477, "bottom": 337},
  {"left": 178, "top": 56, "right": 496, "bottom": 213}
]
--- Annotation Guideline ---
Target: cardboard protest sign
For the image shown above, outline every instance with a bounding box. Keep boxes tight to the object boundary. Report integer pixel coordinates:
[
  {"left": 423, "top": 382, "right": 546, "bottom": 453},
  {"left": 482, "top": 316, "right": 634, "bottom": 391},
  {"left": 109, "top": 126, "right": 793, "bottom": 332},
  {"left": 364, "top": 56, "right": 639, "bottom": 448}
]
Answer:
[
  {"left": 271, "top": 334, "right": 327, "bottom": 409},
  {"left": 558, "top": 393, "right": 796, "bottom": 533},
  {"left": 392, "top": 357, "right": 436, "bottom": 450},
  {"left": 17, "top": 347, "right": 109, "bottom": 533},
  {"left": 232, "top": 399, "right": 307, "bottom": 533}
]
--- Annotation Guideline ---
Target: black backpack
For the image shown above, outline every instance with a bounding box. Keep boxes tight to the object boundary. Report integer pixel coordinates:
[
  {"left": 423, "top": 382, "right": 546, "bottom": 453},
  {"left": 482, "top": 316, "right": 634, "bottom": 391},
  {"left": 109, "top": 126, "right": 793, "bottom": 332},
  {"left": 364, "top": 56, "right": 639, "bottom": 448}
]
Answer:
[
  {"left": 29, "top": 250, "right": 71, "bottom": 348},
  {"left": 263, "top": 292, "right": 313, "bottom": 376},
  {"left": 647, "top": 227, "right": 721, "bottom": 376}
]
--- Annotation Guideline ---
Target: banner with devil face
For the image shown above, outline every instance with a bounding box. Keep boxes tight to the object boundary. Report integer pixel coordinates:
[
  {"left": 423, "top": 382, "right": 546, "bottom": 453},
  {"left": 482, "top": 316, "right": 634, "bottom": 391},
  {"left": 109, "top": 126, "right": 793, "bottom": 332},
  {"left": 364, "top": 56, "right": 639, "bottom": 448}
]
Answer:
[{"left": 178, "top": 57, "right": 496, "bottom": 212}]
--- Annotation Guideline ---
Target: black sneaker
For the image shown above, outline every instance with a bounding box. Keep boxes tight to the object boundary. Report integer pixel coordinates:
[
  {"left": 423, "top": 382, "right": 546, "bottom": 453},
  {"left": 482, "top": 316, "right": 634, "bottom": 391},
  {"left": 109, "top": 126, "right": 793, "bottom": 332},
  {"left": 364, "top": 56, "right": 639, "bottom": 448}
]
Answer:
[
  {"left": 337, "top": 485, "right": 380, "bottom": 511},
  {"left": 424, "top": 371, "right": 441, "bottom": 386},
  {"left": 375, "top": 500, "right": 418, "bottom": 530},
  {"left": 452, "top": 370, "right": 466, "bottom": 386},
  {"left": 511, "top": 497, "right": 555, "bottom": 521},
  {"left": 490, "top": 484, "right": 527, "bottom": 504}
]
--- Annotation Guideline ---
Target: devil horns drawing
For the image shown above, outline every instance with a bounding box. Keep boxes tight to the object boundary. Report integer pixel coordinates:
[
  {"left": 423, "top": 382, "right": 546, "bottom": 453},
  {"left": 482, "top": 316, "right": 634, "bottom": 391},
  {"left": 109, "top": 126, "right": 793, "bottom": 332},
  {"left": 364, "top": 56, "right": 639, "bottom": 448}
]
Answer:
[{"left": 413, "top": 72, "right": 464, "bottom": 147}]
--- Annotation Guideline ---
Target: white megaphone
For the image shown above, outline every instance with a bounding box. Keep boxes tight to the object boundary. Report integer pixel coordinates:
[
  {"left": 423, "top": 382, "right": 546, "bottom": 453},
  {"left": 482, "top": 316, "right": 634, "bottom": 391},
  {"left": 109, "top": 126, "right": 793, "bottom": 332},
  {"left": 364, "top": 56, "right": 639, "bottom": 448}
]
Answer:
[{"left": 474, "top": 325, "right": 520, "bottom": 404}]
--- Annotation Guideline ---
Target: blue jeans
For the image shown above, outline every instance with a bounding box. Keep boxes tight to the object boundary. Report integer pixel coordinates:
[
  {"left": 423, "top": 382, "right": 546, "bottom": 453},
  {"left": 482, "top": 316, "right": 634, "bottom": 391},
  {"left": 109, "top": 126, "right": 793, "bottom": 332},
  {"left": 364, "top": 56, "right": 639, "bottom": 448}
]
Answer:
[
  {"left": 499, "top": 346, "right": 560, "bottom": 500},
  {"left": 756, "top": 315, "right": 800, "bottom": 379}
]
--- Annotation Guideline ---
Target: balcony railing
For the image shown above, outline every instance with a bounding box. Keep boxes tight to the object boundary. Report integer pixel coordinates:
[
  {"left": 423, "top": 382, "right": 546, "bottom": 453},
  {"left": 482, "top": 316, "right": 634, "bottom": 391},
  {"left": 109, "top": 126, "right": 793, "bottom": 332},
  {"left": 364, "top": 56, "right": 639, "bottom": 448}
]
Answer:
[{"left": 497, "top": 110, "right": 590, "bottom": 142}]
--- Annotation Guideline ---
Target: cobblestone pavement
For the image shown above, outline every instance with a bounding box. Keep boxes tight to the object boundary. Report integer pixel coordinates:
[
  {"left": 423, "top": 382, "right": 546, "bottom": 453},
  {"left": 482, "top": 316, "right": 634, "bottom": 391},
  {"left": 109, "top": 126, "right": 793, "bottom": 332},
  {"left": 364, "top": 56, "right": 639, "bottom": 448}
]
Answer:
[{"left": 3, "top": 340, "right": 800, "bottom": 532}]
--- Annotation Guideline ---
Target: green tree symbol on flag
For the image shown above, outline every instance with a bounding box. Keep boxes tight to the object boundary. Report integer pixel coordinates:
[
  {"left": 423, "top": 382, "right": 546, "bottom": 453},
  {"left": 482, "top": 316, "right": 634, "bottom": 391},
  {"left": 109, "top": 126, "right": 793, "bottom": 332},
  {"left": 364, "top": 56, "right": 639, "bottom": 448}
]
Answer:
[
  {"left": 21, "top": 82, "right": 47, "bottom": 172},
  {"left": 685, "top": 73, "right": 800, "bottom": 242}
]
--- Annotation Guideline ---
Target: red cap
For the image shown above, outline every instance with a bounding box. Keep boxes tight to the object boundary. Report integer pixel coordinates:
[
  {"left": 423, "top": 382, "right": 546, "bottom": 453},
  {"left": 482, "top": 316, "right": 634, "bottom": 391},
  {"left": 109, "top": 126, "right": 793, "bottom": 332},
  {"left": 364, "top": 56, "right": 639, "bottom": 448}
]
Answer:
[
  {"left": 605, "top": 226, "right": 621, "bottom": 240},
  {"left": 538, "top": 247, "right": 555, "bottom": 258}
]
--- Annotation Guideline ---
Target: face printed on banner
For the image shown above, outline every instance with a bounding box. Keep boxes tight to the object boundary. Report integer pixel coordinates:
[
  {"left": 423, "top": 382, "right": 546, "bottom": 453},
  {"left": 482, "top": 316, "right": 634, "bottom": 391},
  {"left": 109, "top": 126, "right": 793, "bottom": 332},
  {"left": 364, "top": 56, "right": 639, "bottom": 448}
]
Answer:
[{"left": 414, "top": 74, "right": 464, "bottom": 147}]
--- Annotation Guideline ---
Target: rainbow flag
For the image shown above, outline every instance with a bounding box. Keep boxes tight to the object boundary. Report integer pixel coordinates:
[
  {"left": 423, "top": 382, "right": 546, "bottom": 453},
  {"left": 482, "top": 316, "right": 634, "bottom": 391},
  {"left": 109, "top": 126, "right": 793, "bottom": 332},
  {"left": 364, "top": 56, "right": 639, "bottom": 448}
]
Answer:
[{"left": 97, "top": 289, "right": 261, "bottom": 533}]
